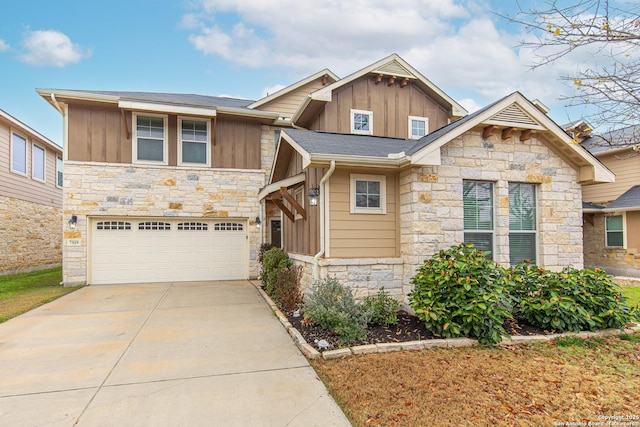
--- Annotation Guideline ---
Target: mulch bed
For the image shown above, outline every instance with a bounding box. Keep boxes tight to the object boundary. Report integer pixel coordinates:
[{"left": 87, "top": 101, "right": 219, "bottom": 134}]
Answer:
[{"left": 285, "top": 309, "right": 553, "bottom": 351}]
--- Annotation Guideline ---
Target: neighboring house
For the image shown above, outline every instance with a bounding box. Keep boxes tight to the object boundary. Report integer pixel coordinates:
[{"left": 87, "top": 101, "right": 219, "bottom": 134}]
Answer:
[
  {"left": 38, "top": 54, "right": 613, "bottom": 297},
  {"left": 0, "top": 108, "right": 63, "bottom": 274},
  {"left": 580, "top": 126, "right": 640, "bottom": 277}
]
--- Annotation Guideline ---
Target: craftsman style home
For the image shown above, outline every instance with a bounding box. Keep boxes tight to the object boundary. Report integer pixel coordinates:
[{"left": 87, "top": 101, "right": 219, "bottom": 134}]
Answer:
[
  {"left": 1, "top": 108, "right": 63, "bottom": 274},
  {"left": 578, "top": 125, "right": 640, "bottom": 277},
  {"left": 40, "top": 54, "right": 612, "bottom": 298}
]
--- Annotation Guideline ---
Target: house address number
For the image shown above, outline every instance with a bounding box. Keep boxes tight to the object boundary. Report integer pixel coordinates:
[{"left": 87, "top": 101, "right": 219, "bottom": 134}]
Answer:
[{"left": 67, "top": 239, "right": 81, "bottom": 246}]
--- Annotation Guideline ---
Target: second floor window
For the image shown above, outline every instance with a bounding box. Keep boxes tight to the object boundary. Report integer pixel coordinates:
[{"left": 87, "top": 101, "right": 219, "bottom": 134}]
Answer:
[
  {"left": 32, "top": 144, "right": 45, "bottom": 182},
  {"left": 351, "top": 109, "right": 373, "bottom": 135},
  {"left": 134, "top": 114, "right": 167, "bottom": 164},
  {"left": 56, "top": 156, "right": 63, "bottom": 188},
  {"left": 409, "top": 116, "right": 428, "bottom": 139},
  {"left": 179, "top": 118, "right": 210, "bottom": 166},
  {"left": 11, "top": 132, "right": 27, "bottom": 174}
]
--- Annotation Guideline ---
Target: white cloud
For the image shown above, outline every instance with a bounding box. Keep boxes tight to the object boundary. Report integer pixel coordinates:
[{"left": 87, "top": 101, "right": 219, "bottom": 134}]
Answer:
[
  {"left": 458, "top": 98, "right": 482, "bottom": 113},
  {"left": 0, "top": 39, "right": 9, "bottom": 52},
  {"left": 182, "top": 0, "right": 586, "bottom": 113},
  {"left": 19, "top": 30, "right": 91, "bottom": 67}
]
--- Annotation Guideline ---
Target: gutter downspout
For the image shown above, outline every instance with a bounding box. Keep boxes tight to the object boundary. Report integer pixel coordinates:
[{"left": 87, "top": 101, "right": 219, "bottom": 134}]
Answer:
[
  {"left": 313, "top": 160, "right": 336, "bottom": 280},
  {"left": 50, "top": 93, "right": 63, "bottom": 114}
]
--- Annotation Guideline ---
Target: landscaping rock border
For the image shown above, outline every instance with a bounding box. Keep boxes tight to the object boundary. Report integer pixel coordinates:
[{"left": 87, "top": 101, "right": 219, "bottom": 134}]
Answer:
[{"left": 252, "top": 281, "right": 640, "bottom": 361}]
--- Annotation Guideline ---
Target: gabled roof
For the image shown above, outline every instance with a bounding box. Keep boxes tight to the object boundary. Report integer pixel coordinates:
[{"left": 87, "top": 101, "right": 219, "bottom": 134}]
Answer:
[
  {"left": 272, "top": 91, "right": 614, "bottom": 186},
  {"left": 291, "top": 53, "right": 468, "bottom": 125},
  {"left": 0, "top": 108, "right": 61, "bottom": 151},
  {"left": 248, "top": 69, "right": 339, "bottom": 109},
  {"left": 607, "top": 185, "right": 640, "bottom": 210},
  {"left": 580, "top": 125, "right": 640, "bottom": 155}
]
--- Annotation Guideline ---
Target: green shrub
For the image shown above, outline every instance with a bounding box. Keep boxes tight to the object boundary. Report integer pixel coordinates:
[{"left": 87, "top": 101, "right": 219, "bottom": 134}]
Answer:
[
  {"left": 260, "top": 247, "right": 292, "bottom": 298},
  {"left": 362, "top": 287, "right": 399, "bottom": 326},
  {"left": 408, "top": 244, "right": 512, "bottom": 345},
  {"left": 507, "top": 265, "right": 635, "bottom": 332},
  {"left": 258, "top": 243, "right": 277, "bottom": 264},
  {"left": 274, "top": 265, "right": 304, "bottom": 312},
  {"left": 303, "top": 277, "right": 372, "bottom": 344}
]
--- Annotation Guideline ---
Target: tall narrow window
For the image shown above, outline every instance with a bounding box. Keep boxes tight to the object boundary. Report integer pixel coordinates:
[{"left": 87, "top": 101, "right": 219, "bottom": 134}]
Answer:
[
  {"left": 56, "top": 156, "right": 63, "bottom": 188},
  {"left": 605, "top": 215, "right": 624, "bottom": 247},
  {"left": 179, "top": 118, "right": 209, "bottom": 166},
  {"left": 11, "top": 132, "right": 27, "bottom": 174},
  {"left": 351, "top": 109, "right": 373, "bottom": 135},
  {"left": 134, "top": 114, "right": 167, "bottom": 163},
  {"left": 463, "top": 180, "right": 494, "bottom": 257},
  {"left": 509, "top": 183, "right": 537, "bottom": 265},
  {"left": 408, "top": 116, "right": 428, "bottom": 139},
  {"left": 32, "top": 144, "right": 45, "bottom": 182}
]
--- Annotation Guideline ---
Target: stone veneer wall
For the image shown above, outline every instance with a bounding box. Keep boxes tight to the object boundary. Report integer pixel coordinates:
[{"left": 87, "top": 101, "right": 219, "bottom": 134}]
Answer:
[
  {"left": 399, "top": 131, "right": 584, "bottom": 301},
  {"left": 62, "top": 162, "right": 265, "bottom": 285},
  {"left": 0, "top": 196, "right": 62, "bottom": 274},
  {"left": 583, "top": 213, "right": 640, "bottom": 278}
]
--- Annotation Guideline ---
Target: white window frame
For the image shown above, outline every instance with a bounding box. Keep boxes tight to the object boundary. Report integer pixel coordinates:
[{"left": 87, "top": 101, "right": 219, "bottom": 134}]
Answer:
[
  {"left": 32, "top": 143, "right": 46, "bottom": 183},
  {"left": 408, "top": 116, "right": 429, "bottom": 139},
  {"left": 463, "top": 180, "right": 495, "bottom": 258},
  {"left": 132, "top": 112, "right": 168, "bottom": 165},
  {"left": 508, "top": 182, "right": 538, "bottom": 265},
  {"left": 56, "top": 156, "right": 63, "bottom": 188},
  {"left": 605, "top": 213, "right": 626, "bottom": 248},
  {"left": 350, "top": 174, "right": 386, "bottom": 214},
  {"left": 350, "top": 109, "right": 373, "bottom": 135},
  {"left": 10, "top": 131, "right": 28, "bottom": 176},
  {"left": 178, "top": 116, "right": 211, "bottom": 167}
]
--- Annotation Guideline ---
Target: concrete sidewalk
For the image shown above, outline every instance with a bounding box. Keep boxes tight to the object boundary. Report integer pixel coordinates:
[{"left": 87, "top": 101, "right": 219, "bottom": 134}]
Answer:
[{"left": 0, "top": 281, "right": 351, "bottom": 426}]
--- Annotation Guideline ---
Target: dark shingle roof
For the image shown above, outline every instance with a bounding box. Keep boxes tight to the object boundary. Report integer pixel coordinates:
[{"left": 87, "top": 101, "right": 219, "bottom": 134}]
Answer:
[
  {"left": 57, "top": 89, "right": 254, "bottom": 110},
  {"left": 580, "top": 126, "right": 640, "bottom": 154},
  {"left": 283, "top": 129, "right": 414, "bottom": 158},
  {"left": 583, "top": 201, "right": 605, "bottom": 210},
  {"left": 607, "top": 185, "right": 640, "bottom": 209}
]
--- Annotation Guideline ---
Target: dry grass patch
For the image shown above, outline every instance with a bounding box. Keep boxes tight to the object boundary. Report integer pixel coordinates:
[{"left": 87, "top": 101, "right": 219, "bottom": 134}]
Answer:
[{"left": 312, "top": 334, "right": 640, "bottom": 426}]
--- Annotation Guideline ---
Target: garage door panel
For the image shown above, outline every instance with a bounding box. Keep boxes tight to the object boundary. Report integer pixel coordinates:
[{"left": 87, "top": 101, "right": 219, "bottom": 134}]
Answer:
[{"left": 90, "top": 218, "right": 247, "bottom": 285}]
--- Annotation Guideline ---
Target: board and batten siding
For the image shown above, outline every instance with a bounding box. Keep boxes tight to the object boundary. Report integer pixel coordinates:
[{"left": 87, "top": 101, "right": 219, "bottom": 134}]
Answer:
[
  {"left": 256, "top": 78, "right": 329, "bottom": 119},
  {"left": 0, "top": 119, "right": 62, "bottom": 208},
  {"left": 309, "top": 77, "right": 450, "bottom": 138},
  {"left": 67, "top": 105, "right": 262, "bottom": 169},
  {"left": 328, "top": 169, "right": 399, "bottom": 258},
  {"left": 582, "top": 151, "right": 640, "bottom": 204}
]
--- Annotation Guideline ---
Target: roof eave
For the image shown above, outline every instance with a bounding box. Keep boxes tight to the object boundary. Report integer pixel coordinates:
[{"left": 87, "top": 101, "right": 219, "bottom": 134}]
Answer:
[{"left": 0, "top": 107, "right": 62, "bottom": 152}]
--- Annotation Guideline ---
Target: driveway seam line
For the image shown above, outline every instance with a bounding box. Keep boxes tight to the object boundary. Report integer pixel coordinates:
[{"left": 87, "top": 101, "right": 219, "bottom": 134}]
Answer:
[{"left": 73, "top": 282, "right": 174, "bottom": 426}]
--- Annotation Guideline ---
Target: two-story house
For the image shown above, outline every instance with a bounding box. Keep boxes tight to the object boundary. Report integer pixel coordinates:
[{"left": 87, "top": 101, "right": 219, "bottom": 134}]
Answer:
[
  {"left": 1, "top": 108, "right": 63, "bottom": 274},
  {"left": 580, "top": 125, "right": 640, "bottom": 277},
  {"left": 39, "top": 54, "right": 612, "bottom": 299}
]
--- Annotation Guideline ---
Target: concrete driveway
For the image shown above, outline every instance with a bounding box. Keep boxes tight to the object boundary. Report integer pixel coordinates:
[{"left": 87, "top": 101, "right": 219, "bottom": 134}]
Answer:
[{"left": 0, "top": 281, "right": 351, "bottom": 426}]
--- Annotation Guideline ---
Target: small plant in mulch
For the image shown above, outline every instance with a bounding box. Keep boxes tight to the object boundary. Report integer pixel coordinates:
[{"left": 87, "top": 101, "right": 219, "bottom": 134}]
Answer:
[
  {"left": 361, "top": 287, "right": 399, "bottom": 327},
  {"left": 259, "top": 247, "right": 292, "bottom": 298}
]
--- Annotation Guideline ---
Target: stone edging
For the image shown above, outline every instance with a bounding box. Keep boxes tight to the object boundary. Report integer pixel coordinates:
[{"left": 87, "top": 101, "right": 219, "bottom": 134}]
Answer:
[{"left": 252, "top": 282, "right": 640, "bottom": 361}]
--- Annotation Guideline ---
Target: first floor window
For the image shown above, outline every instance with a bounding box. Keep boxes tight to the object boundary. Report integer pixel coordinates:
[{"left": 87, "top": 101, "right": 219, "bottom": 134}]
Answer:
[
  {"left": 509, "top": 183, "right": 537, "bottom": 265},
  {"left": 408, "top": 116, "right": 428, "bottom": 139},
  {"left": 463, "top": 180, "right": 494, "bottom": 257},
  {"left": 134, "top": 114, "right": 166, "bottom": 163},
  {"left": 351, "top": 109, "right": 373, "bottom": 135},
  {"left": 179, "top": 118, "right": 209, "bottom": 165},
  {"left": 605, "top": 215, "right": 624, "bottom": 247},
  {"left": 11, "top": 132, "right": 27, "bottom": 174},
  {"left": 32, "top": 144, "right": 45, "bottom": 181},
  {"left": 350, "top": 174, "right": 386, "bottom": 214},
  {"left": 56, "top": 156, "right": 63, "bottom": 187}
]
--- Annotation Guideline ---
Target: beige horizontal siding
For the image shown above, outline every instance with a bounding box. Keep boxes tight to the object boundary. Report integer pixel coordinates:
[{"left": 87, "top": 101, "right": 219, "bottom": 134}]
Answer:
[
  {"left": 583, "top": 152, "right": 640, "bottom": 204},
  {"left": 0, "top": 120, "right": 62, "bottom": 207},
  {"left": 329, "top": 169, "right": 398, "bottom": 258},
  {"left": 258, "top": 79, "right": 328, "bottom": 118},
  {"left": 628, "top": 211, "right": 640, "bottom": 253}
]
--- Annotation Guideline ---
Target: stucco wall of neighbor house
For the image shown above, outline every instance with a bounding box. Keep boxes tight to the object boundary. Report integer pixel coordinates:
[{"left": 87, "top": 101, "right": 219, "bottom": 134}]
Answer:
[
  {"left": 289, "top": 253, "right": 404, "bottom": 301},
  {"left": 0, "top": 195, "right": 62, "bottom": 275},
  {"left": 399, "top": 130, "right": 585, "bottom": 302},
  {"left": 62, "top": 162, "right": 264, "bottom": 286},
  {"left": 584, "top": 212, "right": 640, "bottom": 278}
]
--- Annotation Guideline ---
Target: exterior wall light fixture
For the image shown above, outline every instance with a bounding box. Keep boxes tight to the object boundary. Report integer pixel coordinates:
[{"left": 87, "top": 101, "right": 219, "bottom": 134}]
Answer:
[
  {"left": 255, "top": 216, "right": 261, "bottom": 228},
  {"left": 308, "top": 186, "right": 320, "bottom": 206},
  {"left": 69, "top": 215, "right": 78, "bottom": 230}
]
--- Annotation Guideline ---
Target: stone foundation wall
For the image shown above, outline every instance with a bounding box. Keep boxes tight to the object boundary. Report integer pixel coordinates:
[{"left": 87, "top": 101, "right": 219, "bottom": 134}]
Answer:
[
  {"left": 62, "top": 162, "right": 265, "bottom": 285},
  {"left": 583, "top": 213, "right": 640, "bottom": 278},
  {"left": 0, "top": 196, "right": 62, "bottom": 274},
  {"left": 290, "top": 253, "right": 404, "bottom": 301}
]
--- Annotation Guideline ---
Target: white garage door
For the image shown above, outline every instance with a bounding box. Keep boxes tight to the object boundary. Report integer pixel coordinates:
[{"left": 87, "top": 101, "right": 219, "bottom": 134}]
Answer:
[{"left": 90, "top": 218, "right": 247, "bottom": 284}]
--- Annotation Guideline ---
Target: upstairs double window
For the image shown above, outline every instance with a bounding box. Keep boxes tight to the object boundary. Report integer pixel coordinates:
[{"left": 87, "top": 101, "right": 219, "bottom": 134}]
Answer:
[{"left": 134, "top": 114, "right": 167, "bottom": 164}]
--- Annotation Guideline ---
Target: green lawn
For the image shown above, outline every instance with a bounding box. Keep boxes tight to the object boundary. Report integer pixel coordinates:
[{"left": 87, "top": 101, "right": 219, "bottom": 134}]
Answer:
[
  {"left": 621, "top": 286, "right": 640, "bottom": 308},
  {"left": 0, "top": 267, "right": 81, "bottom": 322}
]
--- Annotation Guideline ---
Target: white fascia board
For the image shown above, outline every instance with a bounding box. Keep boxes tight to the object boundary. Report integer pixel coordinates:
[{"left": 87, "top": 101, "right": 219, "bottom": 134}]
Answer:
[
  {"left": 291, "top": 95, "right": 314, "bottom": 124},
  {"left": 248, "top": 69, "right": 338, "bottom": 109},
  {"left": 280, "top": 132, "right": 312, "bottom": 169},
  {"left": 118, "top": 100, "right": 216, "bottom": 117},
  {"left": 258, "top": 173, "right": 306, "bottom": 200},
  {"left": 37, "top": 89, "right": 120, "bottom": 104},
  {"left": 309, "top": 153, "right": 410, "bottom": 168},
  {"left": 216, "top": 106, "right": 280, "bottom": 120},
  {"left": 584, "top": 206, "right": 639, "bottom": 213}
]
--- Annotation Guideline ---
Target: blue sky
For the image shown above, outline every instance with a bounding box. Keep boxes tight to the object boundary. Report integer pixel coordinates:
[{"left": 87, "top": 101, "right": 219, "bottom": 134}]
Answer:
[{"left": 1, "top": 0, "right": 596, "bottom": 145}]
